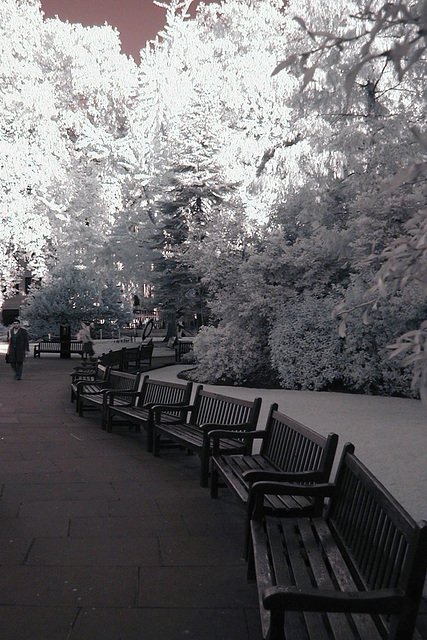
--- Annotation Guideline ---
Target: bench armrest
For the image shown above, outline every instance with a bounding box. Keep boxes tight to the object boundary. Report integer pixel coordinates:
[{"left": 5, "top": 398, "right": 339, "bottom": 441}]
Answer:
[
  {"left": 104, "top": 389, "right": 140, "bottom": 405},
  {"left": 75, "top": 380, "right": 106, "bottom": 392},
  {"left": 70, "top": 372, "right": 95, "bottom": 381},
  {"left": 248, "top": 481, "right": 335, "bottom": 519},
  {"left": 263, "top": 586, "right": 404, "bottom": 614},
  {"left": 201, "top": 422, "right": 256, "bottom": 435},
  {"left": 153, "top": 403, "right": 193, "bottom": 421},
  {"left": 250, "top": 481, "right": 335, "bottom": 499},
  {"left": 208, "top": 428, "right": 265, "bottom": 455},
  {"left": 243, "top": 469, "right": 326, "bottom": 484}
]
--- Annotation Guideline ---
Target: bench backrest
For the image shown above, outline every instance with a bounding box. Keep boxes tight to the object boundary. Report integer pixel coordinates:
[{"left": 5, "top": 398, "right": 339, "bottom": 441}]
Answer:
[
  {"left": 121, "top": 346, "right": 141, "bottom": 370},
  {"left": 327, "top": 444, "right": 427, "bottom": 639},
  {"left": 190, "top": 386, "right": 261, "bottom": 430},
  {"left": 39, "top": 341, "right": 61, "bottom": 351},
  {"left": 139, "top": 341, "right": 153, "bottom": 365},
  {"left": 93, "top": 364, "right": 109, "bottom": 382},
  {"left": 108, "top": 370, "right": 141, "bottom": 392},
  {"left": 137, "top": 376, "right": 193, "bottom": 416},
  {"left": 262, "top": 404, "right": 338, "bottom": 479},
  {"left": 100, "top": 348, "right": 125, "bottom": 369}
]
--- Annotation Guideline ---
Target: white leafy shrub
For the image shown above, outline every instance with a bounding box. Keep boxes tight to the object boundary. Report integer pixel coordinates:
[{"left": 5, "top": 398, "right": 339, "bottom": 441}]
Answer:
[
  {"left": 269, "top": 284, "right": 424, "bottom": 396},
  {"left": 192, "top": 322, "right": 266, "bottom": 385},
  {"left": 338, "top": 282, "right": 423, "bottom": 396},
  {"left": 269, "top": 293, "right": 344, "bottom": 390}
]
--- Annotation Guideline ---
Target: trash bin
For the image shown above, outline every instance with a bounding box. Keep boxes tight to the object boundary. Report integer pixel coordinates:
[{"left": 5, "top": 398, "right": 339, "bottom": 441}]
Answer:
[{"left": 60, "top": 324, "right": 71, "bottom": 359}]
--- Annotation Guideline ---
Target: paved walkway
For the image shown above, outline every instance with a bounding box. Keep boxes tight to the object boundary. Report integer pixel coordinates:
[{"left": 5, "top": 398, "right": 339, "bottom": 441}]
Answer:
[
  {"left": 0, "top": 354, "right": 260, "bottom": 639},
  {"left": 0, "top": 352, "right": 425, "bottom": 638}
]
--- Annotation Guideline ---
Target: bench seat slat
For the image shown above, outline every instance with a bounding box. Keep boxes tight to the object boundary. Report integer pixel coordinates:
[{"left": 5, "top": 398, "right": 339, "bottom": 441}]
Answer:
[
  {"left": 279, "top": 519, "right": 333, "bottom": 640},
  {"left": 313, "top": 519, "right": 384, "bottom": 640},
  {"left": 156, "top": 423, "right": 248, "bottom": 453},
  {"left": 300, "top": 519, "right": 381, "bottom": 640},
  {"left": 215, "top": 454, "right": 314, "bottom": 512},
  {"left": 109, "top": 406, "right": 182, "bottom": 429}
]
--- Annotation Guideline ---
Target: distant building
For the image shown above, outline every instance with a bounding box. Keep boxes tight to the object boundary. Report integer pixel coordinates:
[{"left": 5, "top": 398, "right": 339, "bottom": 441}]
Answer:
[{"left": 1, "top": 270, "right": 32, "bottom": 325}]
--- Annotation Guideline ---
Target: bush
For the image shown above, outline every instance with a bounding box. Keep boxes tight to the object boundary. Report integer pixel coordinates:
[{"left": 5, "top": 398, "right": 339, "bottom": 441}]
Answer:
[
  {"left": 192, "top": 322, "right": 268, "bottom": 385},
  {"left": 269, "top": 284, "right": 424, "bottom": 397},
  {"left": 269, "top": 293, "right": 344, "bottom": 391}
]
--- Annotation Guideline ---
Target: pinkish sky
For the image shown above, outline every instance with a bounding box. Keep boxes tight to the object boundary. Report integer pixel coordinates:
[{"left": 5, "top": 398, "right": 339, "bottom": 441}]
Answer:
[{"left": 40, "top": 0, "right": 216, "bottom": 62}]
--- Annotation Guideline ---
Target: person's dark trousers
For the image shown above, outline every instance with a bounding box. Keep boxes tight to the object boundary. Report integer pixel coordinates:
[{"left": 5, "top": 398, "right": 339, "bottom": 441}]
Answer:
[{"left": 10, "top": 361, "right": 23, "bottom": 379}]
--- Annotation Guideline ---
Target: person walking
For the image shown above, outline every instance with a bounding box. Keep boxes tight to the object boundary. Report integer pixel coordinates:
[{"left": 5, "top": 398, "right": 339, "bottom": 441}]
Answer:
[
  {"left": 7, "top": 319, "right": 30, "bottom": 380},
  {"left": 78, "top": 322, "right": 95, "bottom": 361}
]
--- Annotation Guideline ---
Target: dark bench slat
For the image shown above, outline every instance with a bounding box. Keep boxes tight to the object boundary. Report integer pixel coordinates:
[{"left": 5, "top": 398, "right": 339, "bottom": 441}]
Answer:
[
  {"left": 313, "top": 519, "right": 384, "bottom": 639},
  {"left": 299, "top": 518, "right": 380, "bottom": 640},
  {"left": 253, "top": 517, "right": 310, "bottom": 640},
  {"left": 281, "top": 519, "right": 335, "bottom": 640}
]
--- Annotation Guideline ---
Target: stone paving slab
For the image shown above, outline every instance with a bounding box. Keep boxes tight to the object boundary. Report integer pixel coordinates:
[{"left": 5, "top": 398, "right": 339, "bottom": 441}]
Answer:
[
  {"left": 0, "top": 606, "right": 78, "bottom": 640},
  {"left": 0, "top": 565, "right": 138, "bottom": 606},
  {"left": 26, "top": 536, "right": 161, "bottom": 567},
  {"left": 137, "top": 565, "right": 255, "bottom": 609},
  {"left": 70, "top": 606, "right": 257, "bottom": 640}
]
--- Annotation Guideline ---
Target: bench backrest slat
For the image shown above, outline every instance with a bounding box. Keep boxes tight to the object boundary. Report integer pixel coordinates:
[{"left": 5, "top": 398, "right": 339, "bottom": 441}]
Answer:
[
  {"left": 191, "top": 388, "right": 261, "bottom": 430},
  {"left": 140, "top": 342, "right": 153, "bottom": 360},
  {"left": 109, "top": 370, "right": 140, "bottom": 391},
  {"left": 138, "top": 377, "right": 193, "bottom": 415},
  {"left": 95, "top": 364, "right": 109, "bottom": 382},
  {"left": 100, "top": 349, "right": 125, "bottom": 369},
  {"left": 262, "top": 409, "right": 337, "bottom": 477}
]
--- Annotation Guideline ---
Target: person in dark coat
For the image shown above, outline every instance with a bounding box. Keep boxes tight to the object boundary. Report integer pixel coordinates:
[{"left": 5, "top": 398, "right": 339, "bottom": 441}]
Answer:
[{"left": 7, "top": 319, "right": 30, "bottom": 380}]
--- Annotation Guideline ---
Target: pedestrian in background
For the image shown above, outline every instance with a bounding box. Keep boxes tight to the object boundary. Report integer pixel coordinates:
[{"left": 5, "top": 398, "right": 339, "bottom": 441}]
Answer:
[
  {"left": 7, "top": 319, "right": 30, "bottom": 380},
  {"left": 78, "top": 322, "right": 95, "bottom": 361}
]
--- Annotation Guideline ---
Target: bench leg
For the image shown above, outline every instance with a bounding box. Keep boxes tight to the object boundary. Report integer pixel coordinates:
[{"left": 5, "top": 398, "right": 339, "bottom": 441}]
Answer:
[
  {"left": 146, "top": 422, "right": 154, "bottom": 453},
  {"left": 153, "top": 428, "right": 160, "bottom": 456},
  {"left": 105, "top": 411, "right": 113, "bottom": 433},
  {"left": 246, "top": 532, "right": 256, "bottom": 582},
  {"left": 200, "top": 451, "right": 209, "bottom": 488},
  {"left": 210, "top": 467, "right": 219, "bottom": 498}
]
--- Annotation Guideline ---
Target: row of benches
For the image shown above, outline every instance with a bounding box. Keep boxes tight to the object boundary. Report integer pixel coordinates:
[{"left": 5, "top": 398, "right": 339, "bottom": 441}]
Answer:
[
  {"left": 70, "top": 365, "right": 427, "bottom": 640},
  {"left": 38, "top": 340, "right": 153, "bottom": 370}
]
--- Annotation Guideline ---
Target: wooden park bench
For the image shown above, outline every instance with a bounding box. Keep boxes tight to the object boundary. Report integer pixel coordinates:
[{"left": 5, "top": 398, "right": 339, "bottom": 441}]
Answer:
[
  {"left": 121, "top": 341, "right": 154, "bottom": 371},
  {"left": 175, "top": 337, "right": 194, "bottom": 362},
  {"left": 105, "top": 376, "right": 193, "bottom": 452},
  {"left": 70, "top": 363, "right": 109, "bottom": 402},
  {"left": 247, "top": 443, "right": 427, "bottom": 640},
  {"left": 76, "top": 370, "right": 142, "bottom": 429},
  {"left": 152, "top": 386, "right": 262, "bottom": 487},
  {"left": 98, "top": 348, "right": 126, "bottom": 369},
  {"left": 210, "top": 403, "right": 338, "bottom": 552},
  {"left": 34, "top": 340, "right": 83, "bottom": 357}
]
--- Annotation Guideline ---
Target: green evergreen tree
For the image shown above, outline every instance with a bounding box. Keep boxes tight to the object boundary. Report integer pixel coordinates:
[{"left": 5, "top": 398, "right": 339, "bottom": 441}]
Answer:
[{"left": 22, "top": 266, "right": 131, "bottom": 339}]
